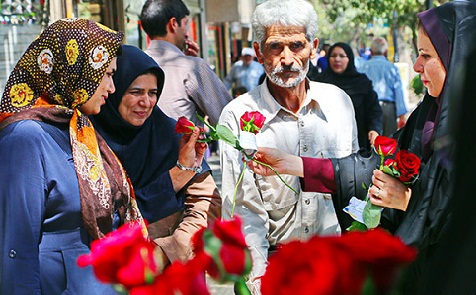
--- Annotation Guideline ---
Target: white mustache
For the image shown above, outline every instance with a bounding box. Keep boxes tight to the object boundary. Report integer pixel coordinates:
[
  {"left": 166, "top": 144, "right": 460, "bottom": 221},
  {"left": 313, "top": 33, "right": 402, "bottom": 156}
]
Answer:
[{"left": 271, "top": 65, "right": 302, "bottom": 75}]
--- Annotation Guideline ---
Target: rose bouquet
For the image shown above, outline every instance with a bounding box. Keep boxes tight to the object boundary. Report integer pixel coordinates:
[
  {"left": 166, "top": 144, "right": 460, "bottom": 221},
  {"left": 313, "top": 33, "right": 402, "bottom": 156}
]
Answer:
[
  {"left": 77, "top": 216, "right": 251, "bottom": 295},
  {"left": 175, "top": 111, "right": 298, "bottom": 215},
  {"left": 345, "top": 136, "right": 421, "bottom": 230}
]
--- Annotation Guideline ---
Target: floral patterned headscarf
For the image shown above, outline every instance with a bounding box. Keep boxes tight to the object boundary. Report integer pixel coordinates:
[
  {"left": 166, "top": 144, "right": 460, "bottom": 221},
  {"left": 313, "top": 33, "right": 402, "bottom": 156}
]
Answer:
[{"left": 0, "top": 18, "right": 145, "bottom": 239}]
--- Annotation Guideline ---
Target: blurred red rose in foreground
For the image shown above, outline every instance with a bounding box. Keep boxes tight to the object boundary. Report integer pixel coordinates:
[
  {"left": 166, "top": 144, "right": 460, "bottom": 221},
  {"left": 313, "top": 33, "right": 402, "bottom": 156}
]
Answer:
[
  {"left": 193, "top": 215, "right": 252, "bottom": 283},
  {"left": 77, "top": 222, "right": 158, "bottom": 288},
  {"left": 129, "top": 254, "right": 210, "bottom": 295},
  {"left": 261, "top": 229, "right": 417, "bottom": 295}
]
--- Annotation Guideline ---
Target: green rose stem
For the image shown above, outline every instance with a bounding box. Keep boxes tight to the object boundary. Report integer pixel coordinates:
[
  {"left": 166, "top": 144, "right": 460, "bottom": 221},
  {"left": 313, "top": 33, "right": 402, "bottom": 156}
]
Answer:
[
  {"left": 379, "top": 152, "right": 385, "bottom": 170},
  {"left": 231, "top": 159, "right": 299, "bottom": 217},
  {"left": 231, "top": 162, "right": 247, "bottom": 217},
  {"left": 251, "top": 158, "right": 299, "bottom": 195},
  {"left": 234, "top": 277, "right": 252, "bottom": 295}
]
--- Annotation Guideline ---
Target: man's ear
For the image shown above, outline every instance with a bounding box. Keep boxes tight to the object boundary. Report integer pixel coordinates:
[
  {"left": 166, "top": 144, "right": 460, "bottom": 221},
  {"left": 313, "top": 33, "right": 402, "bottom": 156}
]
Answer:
[
  {"left": 253, "top": 42, "right": 264, "bottom": 64},
  {"left": 167, "top": 17, "right": 178, "bottom": 34},
  {"left": 310, "top": 38, "right": 319, "bottom": 60}
]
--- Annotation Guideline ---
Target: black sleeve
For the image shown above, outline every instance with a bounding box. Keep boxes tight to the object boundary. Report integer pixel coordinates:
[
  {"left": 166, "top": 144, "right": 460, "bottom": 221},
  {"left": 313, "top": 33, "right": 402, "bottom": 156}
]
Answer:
[{"left": 330, "top": 149, "right": 379, "bottom": 230}]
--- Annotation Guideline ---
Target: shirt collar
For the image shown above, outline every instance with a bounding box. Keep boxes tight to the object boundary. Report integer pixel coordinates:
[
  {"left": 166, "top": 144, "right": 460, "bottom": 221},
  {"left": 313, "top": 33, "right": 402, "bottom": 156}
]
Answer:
[
  {"left": 257, "top": 78, "right": 318, "bottom": 124},
  {"left": 148, "top": 40, "right": 184, "bottom": 55}
]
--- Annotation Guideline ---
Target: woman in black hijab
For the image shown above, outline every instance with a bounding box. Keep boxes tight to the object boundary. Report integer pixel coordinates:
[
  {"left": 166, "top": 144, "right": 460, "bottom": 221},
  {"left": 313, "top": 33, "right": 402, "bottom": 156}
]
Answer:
[
  {"left": 313, "top": 42, "right": 382, "bottom": 151},
  {"left": 91, "top": 45, "right": 221, "bottom": 266}
]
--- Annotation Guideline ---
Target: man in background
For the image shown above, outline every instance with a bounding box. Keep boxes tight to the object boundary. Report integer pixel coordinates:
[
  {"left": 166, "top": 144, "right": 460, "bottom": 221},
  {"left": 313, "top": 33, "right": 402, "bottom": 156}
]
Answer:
[
  {"left": 316, "top": 43, "right": 330, "bottom": 72},
  {"left": 140, "top": 0, "right": 233, "bottom": 126},
  {"left": 223, "top": 47, "right": 265, "bottom": 95},
  {"left": 360, "top": 37, "right": 407, "bottom": 135}
]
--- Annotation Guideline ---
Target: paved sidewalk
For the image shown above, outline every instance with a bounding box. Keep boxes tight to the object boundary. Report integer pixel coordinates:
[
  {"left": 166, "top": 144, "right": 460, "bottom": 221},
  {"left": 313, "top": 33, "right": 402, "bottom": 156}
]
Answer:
[
  {"left": 204, "top": 154, "right": 236, "bottom": 294},
  {"left": 206, "top": 153, "right": 222, "bottom": 194},
  {"left": 207, "top": 276, "right": 235, "bottom": 295}
]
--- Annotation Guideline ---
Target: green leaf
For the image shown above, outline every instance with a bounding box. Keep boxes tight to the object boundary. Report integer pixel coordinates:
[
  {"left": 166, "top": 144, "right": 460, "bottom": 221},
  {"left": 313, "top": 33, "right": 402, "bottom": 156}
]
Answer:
[
  {"left": 346, "top": 220, "right": 367, "bottom": 232},
  {"left": 382, "top": 165, "right": 394, "bottom": 175},
  {"left": 216, "top": 125, "right": 240, "bottom": 149},
  {"left": 363, "top": 199, "right": 382, "bottom": 229}
]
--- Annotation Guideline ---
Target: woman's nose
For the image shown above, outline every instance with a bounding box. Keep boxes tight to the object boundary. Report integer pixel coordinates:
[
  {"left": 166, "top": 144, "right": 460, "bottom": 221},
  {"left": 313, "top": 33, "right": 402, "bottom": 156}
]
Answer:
[
  {"left": 139, "top": 95, "right": 152, "bottom": 107},
  {"left": 413, "top": 60, "right": 424, "bottom": 73},
  {"left": 108, "top": 79, "right": 115, "bottom": 94}
]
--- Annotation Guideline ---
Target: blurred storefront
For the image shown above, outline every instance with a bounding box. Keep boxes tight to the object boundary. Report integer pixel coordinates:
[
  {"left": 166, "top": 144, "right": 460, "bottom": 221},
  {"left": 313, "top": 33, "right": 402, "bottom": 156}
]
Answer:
[{"left": 0, "top": 0, "right": 259, "bottom": 92}]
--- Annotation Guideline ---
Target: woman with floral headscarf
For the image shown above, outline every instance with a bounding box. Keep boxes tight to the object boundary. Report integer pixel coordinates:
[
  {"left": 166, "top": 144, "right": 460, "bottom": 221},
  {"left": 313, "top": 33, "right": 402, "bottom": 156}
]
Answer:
[{"left": 0, "top": 19, "right": 144, "bottom": 294}]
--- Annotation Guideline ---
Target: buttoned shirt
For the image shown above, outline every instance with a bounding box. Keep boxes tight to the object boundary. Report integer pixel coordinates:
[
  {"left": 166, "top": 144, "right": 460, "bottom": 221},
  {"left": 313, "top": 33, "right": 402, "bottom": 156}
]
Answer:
[
  {"left": 223, "top": 60, "right": 265, "bottom": 92},
  {"left": 218, "top": 79, "right": 359, "bottom": 294},
  {"left": 360, "top": 56, "right": 407, "bottom": 117},
  {"left": 146, "top": 40, "right": 233, "bottom": 126}
]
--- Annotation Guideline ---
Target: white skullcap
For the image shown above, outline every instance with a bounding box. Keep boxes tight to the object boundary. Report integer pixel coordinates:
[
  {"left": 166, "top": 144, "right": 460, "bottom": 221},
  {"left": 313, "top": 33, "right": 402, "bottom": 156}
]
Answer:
[{"left": 241, "top": 47, "right": 255, "bottom": 57}]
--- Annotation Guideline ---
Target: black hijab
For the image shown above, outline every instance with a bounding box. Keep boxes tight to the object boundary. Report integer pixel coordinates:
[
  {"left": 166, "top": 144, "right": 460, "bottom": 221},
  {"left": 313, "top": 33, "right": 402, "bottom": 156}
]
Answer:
[
  {"left": 91, "top": 45, "right": 179, "bottom": 190},
  {"left": 395, "top": 0, "right": 476, "bottom": 253},
  {"left": 316, "top": 42, "right": 374, "bottom": 98},
  {"left": 315, "top": 42, "right": 381, "bottom": 150},
  {"left": 391, "top": 2, "right": 476, "bottom": 292}
]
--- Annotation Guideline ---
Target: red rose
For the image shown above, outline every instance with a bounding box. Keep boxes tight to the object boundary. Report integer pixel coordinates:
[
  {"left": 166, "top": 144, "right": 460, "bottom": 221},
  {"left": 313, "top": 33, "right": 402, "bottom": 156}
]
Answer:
[
  {"left": 262, "top": 237, "right": 365, "bottom": 295},
  {"left": 192, "top": 216, "right": 252, "bottom": 282},
  {"left": 374, "top": 136, "right": 397, "bottom": 156},
  {"left": 395, "top": 150, "right": 421, "bottom": 183},
  {"left": 341, "top": 229, "right": 417, "bottom": 265},
  {"left": 261, "top": 229, "right": 416, "bottom": 295},
  {"left": 262, "top": 240, "right": 337, "bottom": 295},
  {"left": 129, "top": 255, "right": 210, "bottom": 295},
  {"left": 240, "top": 111, "right": 266, "bottom": 134},
  {"left": 175, "top": 116, "right": 196, "bottom": 134},
  {"left": 212, "top": 215, "right": 248, "bottom": 248},
  {"left": 384, "top": 158, "right": 396, "bottom": 168},
  {"left": 77, "top": 222, "right": 158, "bottom": 288},
  {"left": 341, "top": 229, "right": 417, "bottom": 293}
]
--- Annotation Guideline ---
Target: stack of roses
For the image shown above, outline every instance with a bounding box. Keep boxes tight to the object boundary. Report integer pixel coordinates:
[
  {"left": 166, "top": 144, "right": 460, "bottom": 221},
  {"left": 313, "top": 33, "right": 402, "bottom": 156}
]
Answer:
[
  {"left": 77, "top": 216, "right": 252, "bottom": 295},
  {"left": 355, "top": 136, "right": 421, "bottom": 230},
  {"left": 77, "top": 209, "right": 416, "bottom": 295},
  {"left": 261, "top": 229, "right": 417, "bottom": 295}
]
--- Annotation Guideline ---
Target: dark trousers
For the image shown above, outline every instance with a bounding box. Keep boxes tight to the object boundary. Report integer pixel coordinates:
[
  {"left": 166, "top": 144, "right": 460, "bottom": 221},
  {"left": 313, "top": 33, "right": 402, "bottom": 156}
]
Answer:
[{"left": 380, "top": 101, "right": 397, "bottom": 136}]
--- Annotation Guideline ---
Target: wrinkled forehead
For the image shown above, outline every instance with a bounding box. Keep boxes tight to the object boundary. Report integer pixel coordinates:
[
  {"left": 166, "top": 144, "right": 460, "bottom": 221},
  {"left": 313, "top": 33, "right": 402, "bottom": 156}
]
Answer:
[{"left": 263, "top": 25, "right": 308, "bottom": 42}]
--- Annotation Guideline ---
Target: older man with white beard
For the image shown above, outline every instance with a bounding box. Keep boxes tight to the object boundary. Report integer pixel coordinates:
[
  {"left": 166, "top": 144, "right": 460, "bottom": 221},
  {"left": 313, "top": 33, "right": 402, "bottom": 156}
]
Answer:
[{"left": 218, "top": 0, "right": 359, "bottom": 293}]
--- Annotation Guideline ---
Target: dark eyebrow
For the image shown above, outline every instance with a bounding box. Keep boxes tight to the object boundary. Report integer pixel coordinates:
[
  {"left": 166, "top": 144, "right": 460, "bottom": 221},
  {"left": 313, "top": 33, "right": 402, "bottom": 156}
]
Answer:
[{"left": 128, "top": 86, "right": 159, "bottom": 91}]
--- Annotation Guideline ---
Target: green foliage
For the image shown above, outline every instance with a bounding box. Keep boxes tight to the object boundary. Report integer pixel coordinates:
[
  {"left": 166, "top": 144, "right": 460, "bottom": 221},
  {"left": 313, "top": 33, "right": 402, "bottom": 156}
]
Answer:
[
  {"left": 312, "top": 0, "right": 450, "bottom": 58},
  {"left": 411, "top": 74, "right": 424, "bottom": 95}
]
